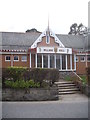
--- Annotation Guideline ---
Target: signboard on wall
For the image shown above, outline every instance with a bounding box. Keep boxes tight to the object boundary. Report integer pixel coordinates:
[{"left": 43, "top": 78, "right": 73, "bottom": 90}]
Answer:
[{"left": 37, "top": 47, "right": 72, "bottom": 54}]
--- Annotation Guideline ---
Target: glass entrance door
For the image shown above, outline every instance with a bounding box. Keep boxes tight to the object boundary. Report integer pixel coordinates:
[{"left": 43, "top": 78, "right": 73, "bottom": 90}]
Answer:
[
  {"left": 56, "top": 55, "right": 60, "bottom": 69},
  {"left": 43, "top": 54, "right": 48, "bottom": 68}
]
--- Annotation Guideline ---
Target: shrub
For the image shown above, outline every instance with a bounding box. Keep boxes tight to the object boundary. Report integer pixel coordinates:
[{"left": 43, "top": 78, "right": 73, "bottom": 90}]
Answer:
[
  {"left": 3, "top": 67, "right": 59, "bottom": 88},
  {"left": 49, "top": 69, "right": 59, "bottom": 84},
  {"left": 2, "top": 67, "right": 27, "bottom": 87},
  {"left": 5, "top": 79, "right": 40, "bottom": 89}
]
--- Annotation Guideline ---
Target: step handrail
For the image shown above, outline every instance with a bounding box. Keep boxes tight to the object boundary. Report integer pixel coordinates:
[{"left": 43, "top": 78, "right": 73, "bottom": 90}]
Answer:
[{"left": 72, "top": 71, "right": 83, "bottom": 81}]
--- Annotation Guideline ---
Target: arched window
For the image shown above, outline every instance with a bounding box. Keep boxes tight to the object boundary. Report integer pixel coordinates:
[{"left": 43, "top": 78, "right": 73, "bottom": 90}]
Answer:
[{"left": 46, "top": 31, "right": 50, "bottom": 44}]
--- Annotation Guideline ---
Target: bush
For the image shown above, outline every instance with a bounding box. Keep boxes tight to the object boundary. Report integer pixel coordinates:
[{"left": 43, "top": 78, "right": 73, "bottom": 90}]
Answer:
[
  {"left": 5, "top": 80, "right": 40, "bottom": 89},
  {"left": 3, "top": 67, "right": 59, "bottom": 88},
  {"left": 2, "top": 67, "right": 27, "bottom": 82}
]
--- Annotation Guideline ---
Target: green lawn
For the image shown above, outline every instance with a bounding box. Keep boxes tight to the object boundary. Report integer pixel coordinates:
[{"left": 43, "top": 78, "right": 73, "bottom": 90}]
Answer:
[
  {"left": 64, "top": 75, "right": 87, "bottom": 85},
  {"left": 80, "top": 75, "right": 87, "bottom": 85}
]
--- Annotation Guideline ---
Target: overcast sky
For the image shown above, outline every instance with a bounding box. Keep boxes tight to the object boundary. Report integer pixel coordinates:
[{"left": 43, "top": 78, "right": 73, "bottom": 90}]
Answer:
[{"left": 0, "top": 0, "right": 89, "bottom": 34}]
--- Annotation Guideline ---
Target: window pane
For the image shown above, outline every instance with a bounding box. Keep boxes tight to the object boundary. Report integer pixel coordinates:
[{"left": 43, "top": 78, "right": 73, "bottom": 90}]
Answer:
[
  {"left": 56, "top": 55, "right": 60, "bottom": 69},
  {"left": 76, "top": 56, "right": 79, "bottom": 62},
  {"left": 67, "top": 55, "right": 70, "bottom": 69},
  {"left": 50, "top": 54, "right": 54, "bottom": 68},
  {"left": 80, "top": 56, "right": 85, "bottom": 62},
  {"left": 21, "top": 56, "right": 27, "bottom": 61},
  {"left": 87, "top": 56, "right": 90, "bottom": 61},
  {"left": 46, "top": 35, "right": 49, "bottom": 44},
  {"left": 14, "top": 56, "right": 19, "bottom": 61},
  {"left": 37, "top": 54, "right": 42, "bottom": 67},
  {"left": 43, "top": 54, "right": 48, "bottom": 68},
  {"left": 62, "top": 55, "right": 66, "bottom": 69},
  {"left": 6, "top": 56, "right": 10, "bottom": 61}
]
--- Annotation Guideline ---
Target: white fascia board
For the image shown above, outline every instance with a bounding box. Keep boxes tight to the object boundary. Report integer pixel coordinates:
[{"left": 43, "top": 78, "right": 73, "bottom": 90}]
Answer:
[
  {"left": 76, "top": 53, "right": 90, "bottom": 56},
  {"left": 1, "top": 52, "right": 27, "bottom": 55},
  {"left": 50, "top": 29, "right": 65, "bottom": 48},
  {"left": 31, "top": 28, "right": 65, "bottom": 48},
  {"left": 31, "top": 30, "right": 46, "bottom": 48}
]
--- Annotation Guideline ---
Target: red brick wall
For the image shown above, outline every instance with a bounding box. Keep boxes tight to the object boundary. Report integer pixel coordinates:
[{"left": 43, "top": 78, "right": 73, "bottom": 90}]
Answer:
[
  {"left": 31, "top": 54, "right": 35, "bottom": 68},
  {"left": 2, "top": 54, "right": 11, "bottom": 68},
  {"left": 13, "top": 54, "right": 29, "bottom": 67},
  {"left": 2, "top": 54, "right": 30, "bottom": 68},
  {"left": 76, "top": 56, "right": 86, "bottom": 75},
  {"left": 37, "top": 36, "right": 59, "bottom": 47}
]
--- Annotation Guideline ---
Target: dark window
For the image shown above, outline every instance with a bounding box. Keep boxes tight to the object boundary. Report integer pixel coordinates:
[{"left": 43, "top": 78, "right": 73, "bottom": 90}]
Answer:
[
  {"left": 5, "top": 56, "right": 10, "bottom": 61},
  {"left": 80, "top": 56, "right": 85, "bottom": 62},
  {"left": 14, "top": 56, "right": 19, "bottom": 61},
  {"left": 87, "top": 56, "right": 90, "bottom": 62},
  {"left": 76, "top": 56, "right": 79, "bottom": 62}
]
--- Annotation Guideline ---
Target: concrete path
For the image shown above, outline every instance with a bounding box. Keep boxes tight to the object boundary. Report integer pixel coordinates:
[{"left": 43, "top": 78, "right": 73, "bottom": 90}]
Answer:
[
  {"left": 59, "top": 93, "right": 88, "bottom": 102},
  {"left": 2, "top": 93, "right": 88, "bottom": 118}
]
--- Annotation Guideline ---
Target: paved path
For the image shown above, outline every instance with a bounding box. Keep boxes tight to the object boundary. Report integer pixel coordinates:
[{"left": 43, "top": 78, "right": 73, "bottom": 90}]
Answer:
[{"left": 2, "top": 93, "right": 88, "bottom": 118}]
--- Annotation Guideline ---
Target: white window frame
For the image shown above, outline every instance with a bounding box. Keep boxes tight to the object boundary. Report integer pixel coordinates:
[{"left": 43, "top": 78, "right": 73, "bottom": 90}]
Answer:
[
  {"left": 80, "top": 56, "right": 85, "bottom": 62},
  {"left": 5, "top": 56, "right": 11, "bottom": 62},
  {"left": 14, "top": 56, "right": 19, "bottom": 62},
  {"left": 87, "top": 55, "right": 90, "bottom": 62},
  {"left": 21, "top": 55, "right": 27, "bottom": 62},
  {"left": 76, "top": 56, "right": 79, "bottom": 62}
]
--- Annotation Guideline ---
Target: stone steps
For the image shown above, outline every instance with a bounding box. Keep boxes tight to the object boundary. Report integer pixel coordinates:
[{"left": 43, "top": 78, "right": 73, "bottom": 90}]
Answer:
[
  {"left": 55, "top": 80, "right": 80, "bottom": 95},
  {"left": 57, "top": 83, "right": 76, "bottom": 87},
  {"left": 58, "top": 91, "right": 80, "bottom": 95},
  {"left": 59, "top": 88, "right": 79, "bottom": 92}
]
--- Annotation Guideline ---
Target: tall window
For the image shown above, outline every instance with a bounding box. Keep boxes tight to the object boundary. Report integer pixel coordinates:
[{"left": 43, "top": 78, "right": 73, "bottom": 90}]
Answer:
[
  {"left": 37, "top": 54, "right": 42, "bottom": 67},
  {"left": 62, "top": 55, "right": 66, "bottom": 69},
  {"left": 46, "top": 31, "right": 50, "bottom": 44},
  {"left": 43, "top": 54, "right": 48, "bottom": 68},
  {"left": 50, "top": 54, "right": 54, "bottom": 68},
  {"left": 56, "top": 55, "right": 60, "bottom": 69}
]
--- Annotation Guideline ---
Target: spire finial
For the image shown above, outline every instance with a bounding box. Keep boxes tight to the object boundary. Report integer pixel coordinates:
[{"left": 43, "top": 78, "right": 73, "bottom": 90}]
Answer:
[{"left": 48, "top": 13, "right": 49, "bottom": 31}]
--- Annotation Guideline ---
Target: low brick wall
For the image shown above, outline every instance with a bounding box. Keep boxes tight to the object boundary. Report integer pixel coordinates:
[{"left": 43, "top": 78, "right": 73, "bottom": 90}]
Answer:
[
  {"left": 2, "top": 86, "right": 59, "bottom": 101},
  {"left": 59, "top": 71, "right": 74, "bottom": 79}
]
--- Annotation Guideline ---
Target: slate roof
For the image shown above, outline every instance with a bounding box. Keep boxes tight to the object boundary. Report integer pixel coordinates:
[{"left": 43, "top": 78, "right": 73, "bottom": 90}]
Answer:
[
  {"left": 56, "top": 34, "right": 88, "bottom": 52},
  {"left": 0, "top": 31, "right": 89, "bottom": 52},
  {"left": 1, "top": 32, "right": 41, "bottom": 50}
]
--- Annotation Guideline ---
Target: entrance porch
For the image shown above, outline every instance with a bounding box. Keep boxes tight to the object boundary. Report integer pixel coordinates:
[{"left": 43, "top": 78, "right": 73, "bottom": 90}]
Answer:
[{"left": 30, "top": 53, "right": 76, "bottom": 71}]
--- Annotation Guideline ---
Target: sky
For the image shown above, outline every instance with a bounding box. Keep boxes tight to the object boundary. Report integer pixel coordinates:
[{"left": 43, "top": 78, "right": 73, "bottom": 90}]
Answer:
[{"left": 0, "top": 0, "right": 89, "bottom": 34}]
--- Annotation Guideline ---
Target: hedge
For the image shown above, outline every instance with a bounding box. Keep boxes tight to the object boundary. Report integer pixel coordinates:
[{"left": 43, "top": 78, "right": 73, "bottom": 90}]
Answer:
[
  {"left": 2, "top": 67, "right": 59, "bottom": 88},
  {"left": 86, "top": 67, "right": 90, "bottom": 85}
]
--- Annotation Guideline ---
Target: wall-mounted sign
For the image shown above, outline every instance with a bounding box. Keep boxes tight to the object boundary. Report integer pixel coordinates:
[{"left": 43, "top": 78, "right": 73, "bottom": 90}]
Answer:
[{"left": 37, "top": 47, "right": 72, "bottom": 54}]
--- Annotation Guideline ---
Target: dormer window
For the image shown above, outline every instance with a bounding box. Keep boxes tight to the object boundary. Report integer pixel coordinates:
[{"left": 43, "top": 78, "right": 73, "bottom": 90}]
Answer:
[{"left": 46, "top": 31, "right": 50, "bottom": 44}]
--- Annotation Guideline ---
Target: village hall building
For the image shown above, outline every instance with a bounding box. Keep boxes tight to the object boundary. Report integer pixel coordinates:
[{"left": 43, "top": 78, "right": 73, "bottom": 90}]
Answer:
[{"left": 0, "top": 26, "right": 90, "bottom": 75}]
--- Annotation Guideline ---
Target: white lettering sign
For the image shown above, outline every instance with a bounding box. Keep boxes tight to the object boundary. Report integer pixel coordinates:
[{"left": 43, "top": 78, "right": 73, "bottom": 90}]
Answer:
[{"left": 37, "top": 47, "right": 72, "bottom": 54}]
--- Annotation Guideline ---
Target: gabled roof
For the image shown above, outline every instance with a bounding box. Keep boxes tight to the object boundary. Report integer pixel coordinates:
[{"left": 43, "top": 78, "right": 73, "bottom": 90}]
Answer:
[{"left": 0, "top": 31, "right": 88, "bottom": 52}]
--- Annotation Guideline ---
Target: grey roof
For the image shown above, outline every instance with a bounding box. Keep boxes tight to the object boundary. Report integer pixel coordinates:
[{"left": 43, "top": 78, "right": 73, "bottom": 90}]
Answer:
[
  {"left": 0, "top": 31, "right": 89, "bottom": 52},
  {"left": 57, "top": 34, "right": 89, "bottom": 52},
  {"left": 1, "top": 32, "right": 41, "bottom": 50}
]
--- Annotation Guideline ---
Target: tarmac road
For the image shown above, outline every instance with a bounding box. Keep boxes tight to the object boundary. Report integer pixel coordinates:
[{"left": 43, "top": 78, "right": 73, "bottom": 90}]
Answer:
[{"left": 2, "top": 93, "right": 88, "bottom": 118}]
